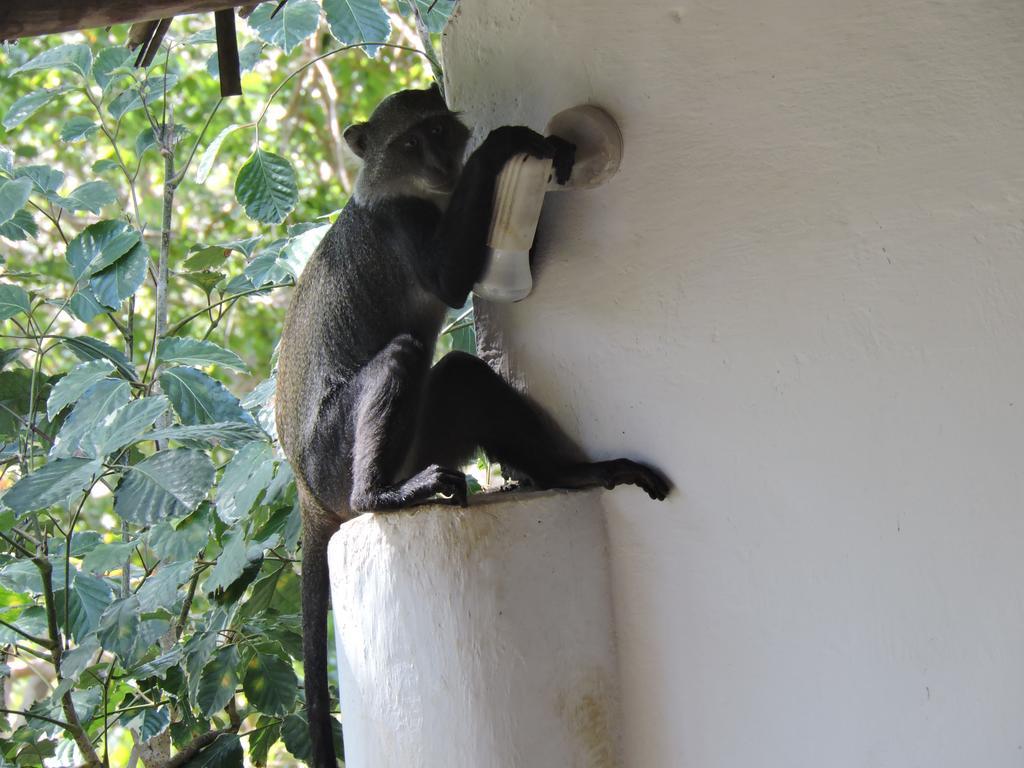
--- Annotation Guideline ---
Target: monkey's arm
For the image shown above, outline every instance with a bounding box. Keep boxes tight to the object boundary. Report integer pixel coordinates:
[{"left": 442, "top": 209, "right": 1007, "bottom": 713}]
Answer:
[{"left": 426, "top": 127, "right": 574, "bottom": 307}]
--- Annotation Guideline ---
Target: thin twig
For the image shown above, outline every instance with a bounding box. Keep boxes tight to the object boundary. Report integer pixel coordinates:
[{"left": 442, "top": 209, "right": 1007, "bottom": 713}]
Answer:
[{"left": 0, "top": 617, "right": 52, "bottom": 648}]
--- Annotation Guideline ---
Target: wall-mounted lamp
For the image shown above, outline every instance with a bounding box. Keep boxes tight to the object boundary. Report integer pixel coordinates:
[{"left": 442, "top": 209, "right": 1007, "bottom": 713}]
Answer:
[{"left": 473, "top": 105, "right": 623, "bottom": 303}]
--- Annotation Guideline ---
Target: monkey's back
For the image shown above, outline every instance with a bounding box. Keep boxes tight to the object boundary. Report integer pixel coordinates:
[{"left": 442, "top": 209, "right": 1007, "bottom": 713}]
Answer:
[{"left": 276, "top": 199, "right": 446, "bottom": 503}]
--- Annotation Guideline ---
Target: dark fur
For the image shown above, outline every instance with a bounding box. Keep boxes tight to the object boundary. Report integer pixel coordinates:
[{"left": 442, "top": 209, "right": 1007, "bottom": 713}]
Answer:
[{"left": 275, "top": 85, "right": 668, "bottom": 767}]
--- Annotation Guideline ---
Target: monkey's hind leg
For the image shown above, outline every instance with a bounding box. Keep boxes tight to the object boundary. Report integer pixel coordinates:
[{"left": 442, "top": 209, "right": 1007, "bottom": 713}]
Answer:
[
  {"left": 349, "top": 334, "right": 469, "bottom": 511},
  {"left": 412, "top": 351, "right": 670, "bottom": 500}
]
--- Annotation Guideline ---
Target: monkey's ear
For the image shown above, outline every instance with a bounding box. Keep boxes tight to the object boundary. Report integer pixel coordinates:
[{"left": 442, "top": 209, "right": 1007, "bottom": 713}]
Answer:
[{"left": 344, "top": 123, "right": 368, "bottom": 158}]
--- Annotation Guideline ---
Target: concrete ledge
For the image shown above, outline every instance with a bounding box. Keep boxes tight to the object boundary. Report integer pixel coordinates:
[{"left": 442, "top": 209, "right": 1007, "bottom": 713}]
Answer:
[{"left": 329, "top": 490, "right": 622, "bottom": 768}]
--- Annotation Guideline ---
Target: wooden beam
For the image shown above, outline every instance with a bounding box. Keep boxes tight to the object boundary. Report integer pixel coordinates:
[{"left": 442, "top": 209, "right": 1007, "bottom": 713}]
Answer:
[
  {"left": 0, "top": 1, "right": 241, "bottom": 41},
  {"left": 214, "top": 10, "right": 241, "bottom": 97}
]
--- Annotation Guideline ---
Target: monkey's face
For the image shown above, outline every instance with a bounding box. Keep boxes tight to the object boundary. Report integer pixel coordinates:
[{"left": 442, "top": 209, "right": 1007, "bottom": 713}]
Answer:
[
  {"left": 390, "top": 114, "right": 471, "bottom": 197},
  {"left": 344, "top": 86, "right": 471, "bottom": 204}
]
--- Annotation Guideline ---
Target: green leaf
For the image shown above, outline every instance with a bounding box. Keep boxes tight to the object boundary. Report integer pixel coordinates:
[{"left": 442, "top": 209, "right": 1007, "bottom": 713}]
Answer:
[
  {"left": 50, "top": 378, "right": 131, "bottom": 458},
  {"left": 63, "top": 335, "right": 139, "bottom": 381},
  {"left": 281, "top": 224, "right": 329, "bottom": 278},
  {"left": 141, "top": 421, "right": 267, "bottom": 449},
  {"left": 92, "top": 157, "right": 121, "bottom": 173},
  {"left": 94, "top": 395, "right": 169, "bottom": 455},
  {"left": 203, "top": 529, "right": 248, "bottom": 593},
  {"left": 0, "top": 178, "right": 32, "bottom": 226},
  {"left": 184, "top": 244, "right": 229, "bottom": 270},
  {"left": 0, "top": 559, "right": 50, "bottom": 593},
  {"left": 185, "top": 28, "right": 218, "bottom": 45},
  {"left": 234, "top": 149, "right": 298, "bottom": 224},
  {"left": 81, "top": 540, "right": 135, "bottom": 574},
  {"left": 195, "top": 123, "right": 240, "bottom": 185},
  {"left": 2, "top": 86, "right": 75, "bottom": 130},
  {"left": 50, "top": 530, "right": 102, "bottom": 557},
  {"left": 159, "top": 367, "right": 250, "bottom": 425},
  {"left": 243, "top": 241, "right": 292, "bottom": 286},
  {"left": 206, "top": 40, "right": 263, "bottom": 78},
  {"left": 243, "top": 653, "right": 298, "bottom": 716},
  {"left": 90, "top": 239, "right": 149, "bottom": 309},
  {"left": 11, "top": 44, "right": 93, "bottom": 78},
  {"left": 241, "top": 565, "right": 296, "bottom": 619},
  {"left": 281, "top": 712, "right": 312, "bottom": 761},
  {"left": 0, "top": 369, "right": 39, "bottom": 439},
  {"left": 196, "top": 644, "right": 239, "bottom": 716},
  {"left": 108, "top": 75, "right": 179, "bottom": 120},
  {"left": 135, "top": 124, "right": 191, "bottom": 158},
  {"left": 216, "top": 442, "right": 275, "bottom": 524},
  {"left": 60, "top": 571, "right": 114, "bottom": 640},
  {"left": 129, "top": 647, "right": 182, "bottom": 680},
  {"left": 181, "top": 270, "right": 225, "bottom": 296},
  {"left": 67, "top": 287, "right": 105, "bottom": 322},
  {"left": 66, "top": 220, "right": 141, "bottom": 281},
  {"left": 2, "top": 457, "right": 100, "bottom": 513},
  {"left": 248, "top": 0, "right": 321, "bottom": 54},
  {"left": 0, "top": 144, "right": 13, "bottom": 175},
  {"left": 93, "top": 47, "right": 133, "bottom": 91},
  {"left": 221, "top": 235, "right": 263, "bottom": 258},
  {"left": 0, "top": 348, "right": 22, "bottom": 371},
  {"left": 0, "top": 209, "right": 38, "bottom": 242},
  {"left": 114, "top": 449, "right": 216, "bottom": 525},
  {"left": 130, "top": 618, "right": 171, "bottom": 665},
  {"left": 59, "top": 637, "right": 101, "bottom": 687},
  {"left": 158, "top": 337, "right": 248, "bottom": 372},
  {"left": 0, "top": 283, "right": 31, "bottom": 322},
  {"left": 213, "top": 552, "right": 263, "bottom": 604},
  {"left": 137, "top": 706, "right": 171, "bottom": 741},
  {"left": 185, "top": 629, "right": 220, "bottom": 699},
  {"left": 146, "top": 504, "right": 212, "bottom": 562},
  {"left": 249, "top": 718, "right": 281, "bottom": 766},
  {"left": 96, "top": 595, "right": 140, "bottom": 660},
  {"left": 53, "top": 180, "right": 117, "bottom": 214},
  {"left": 398, "top": 0, "right": 455, "bottom": 32},
  {"left": 15, "top": 164, "right": 64, "bottom": 196},
  {"left": 180, "top": 733, "right": 242, "bottom": 768},
  {"left": 323, "top": 0, "right": 392, "bottom": 55},
  {"left": 46, "top": 359, "right": 115, "bottom": 421},
  {"left": 60, "top": 116, "right": 99, "bottom": 143},
  {"left": 135, "top": 559, "right": 193, "bottom": 613}
]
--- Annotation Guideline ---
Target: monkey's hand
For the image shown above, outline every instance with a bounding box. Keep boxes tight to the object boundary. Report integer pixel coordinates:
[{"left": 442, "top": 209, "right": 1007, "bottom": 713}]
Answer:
[
  {"left": 398, "top": 464, "right": 469, "bottom": 508},
  {"left": 546, "top": 135, "right": 576, "bottom": 185},
  {"left": 480, "top": 125, "right": 560, "bottom": 171}
]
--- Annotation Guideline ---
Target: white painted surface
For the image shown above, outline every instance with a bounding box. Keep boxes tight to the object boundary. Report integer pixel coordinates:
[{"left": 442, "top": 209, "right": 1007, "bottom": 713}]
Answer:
[
  {"left": 443, "top": 1, "right": 1024, "bottom": 766},
  {"left": 329, "top": 491, "right": 622, "bottom": 768}
]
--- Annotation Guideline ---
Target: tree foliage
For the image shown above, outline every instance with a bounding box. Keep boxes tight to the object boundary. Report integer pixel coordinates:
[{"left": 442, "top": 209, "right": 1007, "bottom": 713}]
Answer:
[{"left": 0, "top": 1, "right": 462, "bottom": 765}]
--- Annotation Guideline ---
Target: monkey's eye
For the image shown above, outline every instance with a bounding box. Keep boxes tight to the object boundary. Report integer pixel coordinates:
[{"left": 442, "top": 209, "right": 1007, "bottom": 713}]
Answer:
[
  {"left": 404, "top": 136, "right": 420, "bottom": 150},
  {"left": 430, "top": 124, "right": 444, "bottom": 136}
]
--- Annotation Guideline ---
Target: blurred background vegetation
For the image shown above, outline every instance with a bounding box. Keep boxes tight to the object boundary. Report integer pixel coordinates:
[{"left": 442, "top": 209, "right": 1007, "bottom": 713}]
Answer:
[{"left": 0, "top": 2, "right": 483, "bottom": 765}]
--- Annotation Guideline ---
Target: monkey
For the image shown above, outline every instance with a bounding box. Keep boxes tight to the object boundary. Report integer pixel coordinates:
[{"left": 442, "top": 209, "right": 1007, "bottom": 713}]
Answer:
[{"left": 274, "top": 84, "right": 669, "bottom": 767}]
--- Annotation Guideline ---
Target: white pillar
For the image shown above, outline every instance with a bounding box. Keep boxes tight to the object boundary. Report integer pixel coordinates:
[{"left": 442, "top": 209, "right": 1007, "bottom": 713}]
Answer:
[{"left": 328, "top": 491, "right": 623, "bottom": 768}]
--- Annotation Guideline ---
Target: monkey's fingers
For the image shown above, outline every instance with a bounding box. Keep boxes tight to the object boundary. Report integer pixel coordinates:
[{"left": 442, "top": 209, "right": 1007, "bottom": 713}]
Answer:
[
  {"left": 637, "top": 468, "right": 671, "bottom": 501},
  {"left": 436, "top": 469, "right": 469, "bottom": 508},
  {"left": 607, "top": 460, "right": 671, "bottom": 501},
  {"left": 485, "top": 126, "right": 556, "bottom": 167},
  {"left": 546, "top": 136, "right": 576, "bottom": 185}
]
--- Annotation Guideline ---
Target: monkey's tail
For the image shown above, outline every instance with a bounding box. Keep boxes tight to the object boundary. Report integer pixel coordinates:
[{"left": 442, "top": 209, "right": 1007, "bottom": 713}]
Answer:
[{"left": 301, "top": 504, "right": 340, "bottom": 768}]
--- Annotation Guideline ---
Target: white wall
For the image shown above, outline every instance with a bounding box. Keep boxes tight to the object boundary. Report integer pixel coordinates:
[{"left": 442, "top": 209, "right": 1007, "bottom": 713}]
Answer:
[{"left": 443, "top": 1, "right": 1024, "bottom": 766}]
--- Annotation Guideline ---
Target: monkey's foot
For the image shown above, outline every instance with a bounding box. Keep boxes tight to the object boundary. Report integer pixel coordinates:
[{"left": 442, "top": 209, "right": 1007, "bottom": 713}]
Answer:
[
  {"left": 399, "top": 464, "right": 469, "bottom": 508},
  {"left": 599, "top": 459, "right": 671, "bottom": 501}
]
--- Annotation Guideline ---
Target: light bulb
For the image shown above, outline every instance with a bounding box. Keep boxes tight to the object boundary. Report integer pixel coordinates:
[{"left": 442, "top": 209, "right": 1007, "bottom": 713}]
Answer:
[
  {"left": 473, "top": 105, "right": 623, "bottom": 303},
  {"left": 474, "top": 153, "right": 552, "bottom": 303}
]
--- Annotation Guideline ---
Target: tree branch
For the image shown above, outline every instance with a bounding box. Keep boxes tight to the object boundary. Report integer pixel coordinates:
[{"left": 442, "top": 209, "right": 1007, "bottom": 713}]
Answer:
[{"left": 33, "top": 555, "right": 103, "bottom": 767}]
